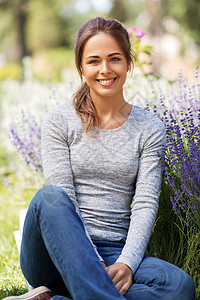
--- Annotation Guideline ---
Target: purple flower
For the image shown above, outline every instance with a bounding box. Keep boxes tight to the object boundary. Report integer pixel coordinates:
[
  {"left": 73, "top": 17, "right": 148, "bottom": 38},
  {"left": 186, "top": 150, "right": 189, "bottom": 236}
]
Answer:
[
  {"left": 10, "top": 111, "right": 42, "bottom": 175},
  {"left": 147, "top": 69, "right": 200, "bottom": 229}
]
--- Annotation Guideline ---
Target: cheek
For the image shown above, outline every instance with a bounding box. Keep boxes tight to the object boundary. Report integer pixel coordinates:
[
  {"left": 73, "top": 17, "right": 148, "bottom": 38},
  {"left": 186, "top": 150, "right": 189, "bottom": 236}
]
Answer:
[
  {"left": 82, "top": 66, "right": 97, "bottom": 78},
  {"left": 118, "top": 68, "right": 128, "bottom": 80},
  {"left": 113, "top": 63, "right": 128, "bottom": 74}
]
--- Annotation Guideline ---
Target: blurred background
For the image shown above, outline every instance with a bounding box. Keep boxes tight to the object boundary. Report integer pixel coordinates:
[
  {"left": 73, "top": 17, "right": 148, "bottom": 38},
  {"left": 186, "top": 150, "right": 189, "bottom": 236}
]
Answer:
[
  {"left": 0, "top": 0, "right": 199, "bottom": 81},
  {"left": 0, "top": 2, "right": 200, "bottom": 298}
]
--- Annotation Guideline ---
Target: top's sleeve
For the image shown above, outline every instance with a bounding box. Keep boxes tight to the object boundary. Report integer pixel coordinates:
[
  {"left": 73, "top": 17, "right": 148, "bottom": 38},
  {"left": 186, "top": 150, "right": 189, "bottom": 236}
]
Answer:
[
  {"left": 41, "top": 108, "right": 77, "bottom": 206},
  {"left": 41, "top": 108, "right": 103, "bottom": 261},
  {"left": 116, "top": 118, "right": 166, "bottom": 273}
]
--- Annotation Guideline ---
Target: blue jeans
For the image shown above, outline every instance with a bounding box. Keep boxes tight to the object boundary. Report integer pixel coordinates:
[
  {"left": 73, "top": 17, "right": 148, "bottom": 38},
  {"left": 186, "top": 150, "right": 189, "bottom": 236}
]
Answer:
[{"left": 20, "top": 185, "right": 195, "bottom": 300}]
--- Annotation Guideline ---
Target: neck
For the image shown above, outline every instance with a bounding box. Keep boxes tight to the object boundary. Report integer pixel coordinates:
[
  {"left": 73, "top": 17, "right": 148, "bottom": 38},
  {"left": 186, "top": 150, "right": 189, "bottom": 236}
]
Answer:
[
  {"left": 90, "top": 90, "right": 132, "bottom": 129},
  {"left": 90, "top": 90, "right": 126, "bottom": 116}
]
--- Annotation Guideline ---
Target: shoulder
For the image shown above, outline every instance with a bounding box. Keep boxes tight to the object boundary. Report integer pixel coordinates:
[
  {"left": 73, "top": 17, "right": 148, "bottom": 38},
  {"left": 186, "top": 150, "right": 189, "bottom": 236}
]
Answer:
[
  {"left": 42, "top": 102, "right": 84, "bottom": 143},
  {"left": 43, "top": 101, "right": 76, "bottom": 121},
  {"left": 131, "top": 105, "right": 165, "bottom": 133},
  {"left": 129, "top": 105, "right": 166, "bottom": 149},
  {"left": 42, "top": 101, "right": 81, "bottom": 129}
]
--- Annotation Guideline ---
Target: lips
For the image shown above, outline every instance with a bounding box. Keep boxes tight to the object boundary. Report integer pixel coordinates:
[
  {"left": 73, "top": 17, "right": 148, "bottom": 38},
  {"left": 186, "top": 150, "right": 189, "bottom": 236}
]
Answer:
[{"left": 96, "top": 77, "right": 117, "bottom": 86}]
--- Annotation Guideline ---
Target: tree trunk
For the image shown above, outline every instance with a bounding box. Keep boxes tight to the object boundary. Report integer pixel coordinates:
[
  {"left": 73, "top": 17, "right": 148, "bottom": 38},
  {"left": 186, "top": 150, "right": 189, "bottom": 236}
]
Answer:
[{"left": 16, "top": 1, "right": 28, "bottom": 62}]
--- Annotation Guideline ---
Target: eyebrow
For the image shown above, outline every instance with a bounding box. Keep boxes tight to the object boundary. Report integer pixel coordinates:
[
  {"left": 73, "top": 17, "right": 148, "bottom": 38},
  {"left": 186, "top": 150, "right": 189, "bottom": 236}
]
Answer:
[{"left": 85, "top": 52, "right": 122, "bottom": 60}]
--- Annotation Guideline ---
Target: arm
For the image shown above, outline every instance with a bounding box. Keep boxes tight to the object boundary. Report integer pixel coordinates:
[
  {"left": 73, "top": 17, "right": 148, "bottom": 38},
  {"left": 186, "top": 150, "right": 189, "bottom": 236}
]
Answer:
[
  {"left": 103, "top": 118, "right": 166, "bottom": 295},
  {"left": 115, "top": 119, "right": 166, "bottom": 273},
  {"left": 41, "top": 107, "right": 103, "bottom": 262},
  {"left": 41, "top": 108, "right": 77, "bottom": 206}
]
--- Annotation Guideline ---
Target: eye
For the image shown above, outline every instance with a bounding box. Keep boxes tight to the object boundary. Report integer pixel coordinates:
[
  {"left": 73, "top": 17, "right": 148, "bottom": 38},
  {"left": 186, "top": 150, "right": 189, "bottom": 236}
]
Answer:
[
  {"left": 89, "top": 60, "right": 99, "bottom": 65},
  {"left": 110, "top": 57, "right": 120, "bottom": 62}
]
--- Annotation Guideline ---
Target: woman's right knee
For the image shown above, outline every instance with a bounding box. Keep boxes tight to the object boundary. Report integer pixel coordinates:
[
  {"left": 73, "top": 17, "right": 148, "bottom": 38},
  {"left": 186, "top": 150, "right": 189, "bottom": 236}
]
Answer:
[{"left": 31, "top": 185, "right": 76, "bottom": 211}]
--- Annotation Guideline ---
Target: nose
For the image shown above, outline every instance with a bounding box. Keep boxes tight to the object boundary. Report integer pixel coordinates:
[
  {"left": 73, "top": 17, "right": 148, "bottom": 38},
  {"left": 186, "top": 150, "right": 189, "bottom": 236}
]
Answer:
[{"left": 100, "top": 61, "right": 111, "bottom": 74}]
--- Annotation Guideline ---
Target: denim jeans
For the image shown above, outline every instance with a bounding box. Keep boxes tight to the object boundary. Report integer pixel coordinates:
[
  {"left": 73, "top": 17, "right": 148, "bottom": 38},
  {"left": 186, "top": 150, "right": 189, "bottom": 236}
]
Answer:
[{"left": 20, "top": 185, "right": 195, "bottom": 300}]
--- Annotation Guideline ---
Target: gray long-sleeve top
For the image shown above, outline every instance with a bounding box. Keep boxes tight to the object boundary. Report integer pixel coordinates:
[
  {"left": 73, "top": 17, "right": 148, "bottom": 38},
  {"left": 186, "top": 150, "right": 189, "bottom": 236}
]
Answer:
[{"left": 41, "top": 102, "right": 166, "bottom": 274}]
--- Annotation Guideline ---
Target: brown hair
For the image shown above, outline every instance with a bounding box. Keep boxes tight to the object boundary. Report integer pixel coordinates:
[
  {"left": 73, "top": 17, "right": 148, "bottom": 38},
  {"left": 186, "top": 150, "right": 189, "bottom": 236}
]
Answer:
[{"left": 73, "top": 17, "right": 134, "bottom": 134}]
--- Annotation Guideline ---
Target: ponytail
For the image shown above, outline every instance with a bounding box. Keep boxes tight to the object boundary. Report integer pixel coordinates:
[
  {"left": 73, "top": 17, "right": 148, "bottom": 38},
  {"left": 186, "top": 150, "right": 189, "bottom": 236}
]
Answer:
[{"left": 73, "top": 82, "right": 99, "bottom": 135}]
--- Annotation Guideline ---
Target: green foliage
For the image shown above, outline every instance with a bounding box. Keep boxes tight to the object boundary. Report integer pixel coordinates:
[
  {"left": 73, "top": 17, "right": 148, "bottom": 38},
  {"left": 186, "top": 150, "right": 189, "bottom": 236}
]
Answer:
[
  {"left": 109, "top": 0, "right": 130, "bottom": 22},
  {"left": 147, "top": 181, "right": 200, "bottom": 298},
  {"left": 26, "top": 0, "right": 64, "bottom": 52},
  {"left": 109, "top": 0, "right": 143, "bottom": 23},
  {"left": 0, "top": 0, "right": 200, "bottom": 68},
  {"left": 0, "top": 9, "right": 16, "bottom": 52},
  {"left": 165, "top": 0, "right": 200, "bottom": 45},
  {"left": 0, "top": 143, "right": 42, "bottom": 298},
  {"left": 147, "top": 182, "right": 181, "bottom": 262},
  {"left": 32, "top": 48, "right": 74, "bottom": 81},
  {"left": 0, "top": 179, "right": 33, "bottom": 299},
  {"left": 0, "top": 47, "right": 74, "bottom": 82},
  {"left": 127, "top": 27, "right": 153, "bottom": 75},
  {"left": 0, "top": 145, "right": 29, "bottom": 299},
  {"left": 0, "top": 63, "right": 22, "bottom": 81}
]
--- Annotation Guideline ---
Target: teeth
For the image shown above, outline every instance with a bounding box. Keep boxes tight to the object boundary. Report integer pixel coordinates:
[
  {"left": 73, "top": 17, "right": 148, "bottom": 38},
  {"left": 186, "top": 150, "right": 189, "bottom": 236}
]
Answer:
[{"left": 99, "top": 79, "right": 114, "bottom": 84}]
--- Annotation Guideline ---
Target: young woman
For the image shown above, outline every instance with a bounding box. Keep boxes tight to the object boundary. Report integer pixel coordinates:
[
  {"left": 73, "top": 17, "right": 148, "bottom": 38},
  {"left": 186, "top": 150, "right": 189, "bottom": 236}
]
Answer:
[{"left": 5, "top": 17, "right": 195, "bottom": 300}]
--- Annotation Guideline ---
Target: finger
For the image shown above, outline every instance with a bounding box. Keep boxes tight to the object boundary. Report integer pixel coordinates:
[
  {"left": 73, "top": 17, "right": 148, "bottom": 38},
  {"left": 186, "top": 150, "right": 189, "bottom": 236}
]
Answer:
[
  {"left": 118, "top": 278, "right": 132, "bottom": 295},
  {"left": 106, "top": 266, "right": 118, "bottom": 281},
  {"left": 115, "top": 279, "right": 124, "bottom": 292},
  {"left": 108, "top": 270, "right": 124, "bottom": 286}
]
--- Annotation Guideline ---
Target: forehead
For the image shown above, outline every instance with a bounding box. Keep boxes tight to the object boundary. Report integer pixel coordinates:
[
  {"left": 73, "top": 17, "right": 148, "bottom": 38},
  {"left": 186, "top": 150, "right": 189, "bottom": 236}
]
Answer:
[{"left": 82, "top": 33, "right": 123, "bottom": 57}]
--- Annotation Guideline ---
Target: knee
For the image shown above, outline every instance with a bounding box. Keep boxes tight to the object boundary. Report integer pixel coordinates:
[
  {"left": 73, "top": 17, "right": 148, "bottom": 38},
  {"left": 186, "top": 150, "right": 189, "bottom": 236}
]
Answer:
[
  {"left": 164, "top": 263, "right": 195, "bottom": 300},
  {"left": 137, "top": 257, "right": 195, "bottom": 300},
  {"left": 175, "top": 269, "right": 195, "bottom": 300},
  {"left": 31, "top": 185, "right": 75, "bottom": 210},
  {"left": 37, "top": 185, "right": 65, "bottom": 196}
]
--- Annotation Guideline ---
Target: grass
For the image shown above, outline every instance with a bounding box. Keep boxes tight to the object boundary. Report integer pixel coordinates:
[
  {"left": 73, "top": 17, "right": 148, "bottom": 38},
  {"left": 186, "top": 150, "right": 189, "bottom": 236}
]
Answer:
[
  {"left": 0, "top": 146, "right": 38, "bottom": 299},
  {"left": 148, "top": 182, "right": 200, "bottom": 299},
  {"left": 0, "top": 188, "right": 27, "bottom": 299}
]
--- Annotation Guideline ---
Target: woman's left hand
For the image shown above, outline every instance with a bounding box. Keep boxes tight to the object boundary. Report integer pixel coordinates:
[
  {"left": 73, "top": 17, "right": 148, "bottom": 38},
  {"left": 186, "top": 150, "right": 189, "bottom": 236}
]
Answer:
[{"left": 105, "top": 262, "right": 133, "bottom": 295}]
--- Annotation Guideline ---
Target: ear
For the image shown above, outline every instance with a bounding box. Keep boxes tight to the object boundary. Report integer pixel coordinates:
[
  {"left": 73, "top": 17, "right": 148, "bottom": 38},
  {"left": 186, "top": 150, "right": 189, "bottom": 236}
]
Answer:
[
  {"left": 80, "top": 66, "right": 84, "bottom": 76},
  {"left": 127, "top": 61, "right": 133, "bottom": 72}
]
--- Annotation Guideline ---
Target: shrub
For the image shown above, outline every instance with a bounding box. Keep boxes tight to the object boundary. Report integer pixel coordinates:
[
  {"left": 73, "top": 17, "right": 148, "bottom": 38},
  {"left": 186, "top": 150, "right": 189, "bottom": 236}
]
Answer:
[
  {"left": 0, "top": 63, "right": 22, "bottom": 81},
  {"left": 32, "top": 48, "right": 75, "bottom": 81}
]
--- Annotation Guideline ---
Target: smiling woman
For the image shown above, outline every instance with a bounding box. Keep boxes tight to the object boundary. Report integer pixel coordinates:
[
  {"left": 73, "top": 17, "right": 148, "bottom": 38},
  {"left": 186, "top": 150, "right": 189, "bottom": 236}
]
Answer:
[
  {"left": 73, "top": 17, "right": 134, "bottom": 133},
  {"left": 4, "top": 17, "right": 196, "bottom": 300},
  {"left": 80, "top": 33, "right": 130, "bottom": 126}
]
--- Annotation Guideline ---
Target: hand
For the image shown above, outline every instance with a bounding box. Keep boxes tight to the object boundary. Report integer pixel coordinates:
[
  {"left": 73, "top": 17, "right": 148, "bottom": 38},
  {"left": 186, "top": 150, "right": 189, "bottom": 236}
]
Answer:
[{"left": 105, "top": 262, "right": 133, "bottom": 295}]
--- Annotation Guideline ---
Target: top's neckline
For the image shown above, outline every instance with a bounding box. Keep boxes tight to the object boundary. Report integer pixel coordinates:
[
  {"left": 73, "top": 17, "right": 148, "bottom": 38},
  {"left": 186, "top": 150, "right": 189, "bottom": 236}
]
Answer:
[{"left": 97, "top": 104, "right": 134, "bottom": 133}]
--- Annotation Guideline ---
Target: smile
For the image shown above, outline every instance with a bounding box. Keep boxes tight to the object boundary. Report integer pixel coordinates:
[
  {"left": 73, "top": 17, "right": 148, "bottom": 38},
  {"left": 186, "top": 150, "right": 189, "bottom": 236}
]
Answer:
[{"left": 96, "top": 77, "right": 117, "bottom": 86}]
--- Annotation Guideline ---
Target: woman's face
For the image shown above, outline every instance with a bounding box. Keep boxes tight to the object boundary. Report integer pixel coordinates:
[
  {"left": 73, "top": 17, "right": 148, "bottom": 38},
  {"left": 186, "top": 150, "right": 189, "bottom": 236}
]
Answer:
[{"left": 81, "top": 32, "right": 129, "bottom": 101}]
